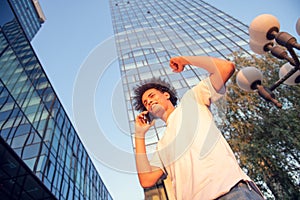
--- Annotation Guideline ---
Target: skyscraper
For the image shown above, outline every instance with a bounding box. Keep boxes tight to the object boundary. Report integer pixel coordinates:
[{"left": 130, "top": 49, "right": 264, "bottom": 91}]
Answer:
[
  {"left": 7, "top": 0, "right": 46, "bottom": 41},
  {"left": 109, "top": 0, "right": 250, "bottom": 198},
  {"left": 0, "top": 0, "right": 112, "bottom": 199}
]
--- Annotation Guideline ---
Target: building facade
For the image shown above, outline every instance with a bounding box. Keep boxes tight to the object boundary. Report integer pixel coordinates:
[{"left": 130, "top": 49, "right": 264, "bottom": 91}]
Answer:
[
  {"left": 0, "top": 0, "right": 112, "bottom": 199},
  {"left": 109, "top": 0, "right": 251, "bottom": 198},
  {"left": 7, "top": 0, "right": 46, "bottom": 41}
]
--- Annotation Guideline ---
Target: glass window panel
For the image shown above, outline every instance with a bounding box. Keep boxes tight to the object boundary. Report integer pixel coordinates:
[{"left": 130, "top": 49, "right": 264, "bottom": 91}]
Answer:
[
  {"left": 23, "top": 157, "right": 36, "bottom": 170},
  {"left": 1, "top": 101, "right": 14, "bottom": 112},
  {"left": 11, "top": 134, "right": 28, "bottom": 148},
  {"left": 23, "top": 142, "right": 41, "bottom": 159}
]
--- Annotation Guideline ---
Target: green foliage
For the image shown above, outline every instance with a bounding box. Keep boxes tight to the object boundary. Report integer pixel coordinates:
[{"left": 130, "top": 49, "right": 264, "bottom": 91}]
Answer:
[{"left": 223, "top": 52, "right": 300, "bottom": 199}]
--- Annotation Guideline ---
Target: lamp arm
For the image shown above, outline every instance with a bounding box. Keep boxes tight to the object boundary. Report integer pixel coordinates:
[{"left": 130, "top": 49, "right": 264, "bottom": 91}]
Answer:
[
  {"left": 269, "top": 45, "right": 300, "bottom": 91},
  {"left": 270, "top": 48, "right": 299, "bottom": 91},
  {"left": 270, "top": 67, "right": 299, "bottom": 91},
  {"left": 286, "top": 47, "right": 300, "bottom": 68},
  {"left": 256, "top": 85, "right": 282, "bottom": 108},
  {"left": 270, "top": 46, "right": 296, "bottom": 65},
  {"left": 275, "top": 32, "right": 300, "bottom": 50}
]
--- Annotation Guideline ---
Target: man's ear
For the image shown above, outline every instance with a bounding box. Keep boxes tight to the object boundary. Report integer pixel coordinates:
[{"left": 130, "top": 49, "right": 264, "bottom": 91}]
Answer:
[{"left": 163, "top": 92, "right": 170, "bottom": 99}]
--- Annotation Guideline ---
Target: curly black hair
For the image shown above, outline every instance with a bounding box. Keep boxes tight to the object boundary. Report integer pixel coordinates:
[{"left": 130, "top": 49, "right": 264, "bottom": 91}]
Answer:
[{"left": 132, "top": 77, "right": 178, "bottom": 112}]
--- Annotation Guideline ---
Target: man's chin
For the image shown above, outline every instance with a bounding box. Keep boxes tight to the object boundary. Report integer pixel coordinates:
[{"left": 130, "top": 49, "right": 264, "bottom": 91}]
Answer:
[{"left": 151, "top": 104, "right": 165, "bottom": 117}]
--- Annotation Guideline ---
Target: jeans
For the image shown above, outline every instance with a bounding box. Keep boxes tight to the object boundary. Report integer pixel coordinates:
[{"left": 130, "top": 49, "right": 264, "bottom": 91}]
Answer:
[{"left": 216, "top": 181, "right": 265, "bottom": 200}]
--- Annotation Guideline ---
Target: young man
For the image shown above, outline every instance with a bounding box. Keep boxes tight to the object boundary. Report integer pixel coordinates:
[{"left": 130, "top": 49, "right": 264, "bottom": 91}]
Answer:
[{"left": 133, "top": 56, "right": 264, "bottom": 199}]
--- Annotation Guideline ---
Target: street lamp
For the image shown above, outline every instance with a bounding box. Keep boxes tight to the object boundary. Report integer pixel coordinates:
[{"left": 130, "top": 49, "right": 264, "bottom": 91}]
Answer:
[{"left": 236, "top": 14, "right": 300, "bottom": 108}]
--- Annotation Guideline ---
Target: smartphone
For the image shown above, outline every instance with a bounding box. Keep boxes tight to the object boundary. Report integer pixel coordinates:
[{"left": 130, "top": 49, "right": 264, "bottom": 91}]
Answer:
[{"left": 145, "top": 112, "right": 155, "bottom": 124}]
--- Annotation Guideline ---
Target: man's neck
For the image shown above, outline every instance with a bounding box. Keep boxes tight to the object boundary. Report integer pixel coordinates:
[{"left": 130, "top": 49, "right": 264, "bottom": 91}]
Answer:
[{"left": 161, "top": 106, "right": 175, "bottom": 122}]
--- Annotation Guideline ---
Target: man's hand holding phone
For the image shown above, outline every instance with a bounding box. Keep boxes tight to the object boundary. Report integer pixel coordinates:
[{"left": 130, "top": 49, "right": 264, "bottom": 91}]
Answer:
[{"left": 135, "top": 111, "right": 155, "bottom": 138}]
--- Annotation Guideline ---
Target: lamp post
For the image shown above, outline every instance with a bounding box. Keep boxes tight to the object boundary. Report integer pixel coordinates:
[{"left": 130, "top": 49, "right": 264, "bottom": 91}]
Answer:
[{"left": 236, "top": 14, "right": 300, "bottom": 108}]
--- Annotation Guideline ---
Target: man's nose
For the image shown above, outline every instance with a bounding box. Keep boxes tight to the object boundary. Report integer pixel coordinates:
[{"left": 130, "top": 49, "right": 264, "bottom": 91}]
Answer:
[{"left": 146, "top": 99, "right": 153, "bottom": 107}]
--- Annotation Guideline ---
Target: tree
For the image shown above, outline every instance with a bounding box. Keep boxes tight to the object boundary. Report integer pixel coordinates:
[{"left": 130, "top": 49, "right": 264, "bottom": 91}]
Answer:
[{"left": 223, "top": 52, "right": 300, "bottom": 199}]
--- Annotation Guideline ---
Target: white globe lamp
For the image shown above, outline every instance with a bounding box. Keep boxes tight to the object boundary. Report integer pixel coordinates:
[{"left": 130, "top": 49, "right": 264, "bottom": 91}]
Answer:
[
  {"left": 236, "top": 67, "right": 263, "bottom": 92},
  {"left": 249, "top": 14, "right": 280, "bottom": 43}
]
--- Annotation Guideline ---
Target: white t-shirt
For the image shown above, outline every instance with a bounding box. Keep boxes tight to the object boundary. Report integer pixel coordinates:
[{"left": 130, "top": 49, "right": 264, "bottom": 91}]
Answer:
[{"left": 150, "top": 78, "right": 251, "bottom": 200}]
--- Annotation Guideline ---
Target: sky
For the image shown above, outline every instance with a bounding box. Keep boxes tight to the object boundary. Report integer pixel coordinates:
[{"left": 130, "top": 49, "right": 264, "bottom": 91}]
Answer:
[{"left": 31, "top": 0, "right": 299, "bottom": 199}]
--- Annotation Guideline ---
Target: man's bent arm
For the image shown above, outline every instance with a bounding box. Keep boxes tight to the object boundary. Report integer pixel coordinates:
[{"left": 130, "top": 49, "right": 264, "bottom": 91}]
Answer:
[
  {"left": 170, "top": 56, "right": 235, "bottom": 92},
  {"left": 134, "top": 112, "right": 164, "bottom": 188},
  {"left": 135, "top": 135, "right": 164, "bottom": 188}
]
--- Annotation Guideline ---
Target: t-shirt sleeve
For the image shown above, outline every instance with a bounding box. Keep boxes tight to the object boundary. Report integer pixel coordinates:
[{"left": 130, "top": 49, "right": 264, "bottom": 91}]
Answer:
[
  {"left": 149, "top": 150, "right": 164, "bottom": 169},
  {"left": 150, "top": 151, "right": 163, "bottom": 169},
  {"left": 191, "top": 77, "right": 225, "bottom": 106}
]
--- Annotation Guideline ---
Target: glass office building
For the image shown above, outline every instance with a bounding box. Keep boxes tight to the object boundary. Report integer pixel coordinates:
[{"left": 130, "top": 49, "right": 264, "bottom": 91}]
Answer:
[
  {"left": 0, "top": 0, "right": 112, "bottom": 199},
  {"left": 109, "top": 0, "right": 251, "bottom": 198}
]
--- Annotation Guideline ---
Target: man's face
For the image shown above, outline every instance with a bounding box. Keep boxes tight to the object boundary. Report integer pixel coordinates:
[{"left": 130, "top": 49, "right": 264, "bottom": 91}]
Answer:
[{"left": 142, "top": 88, "right": 171, "bottom": 116}]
